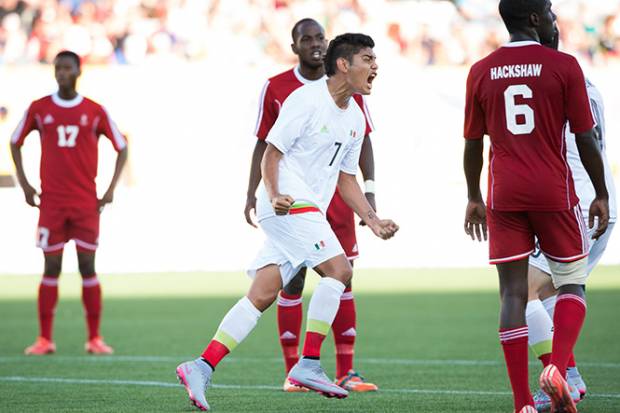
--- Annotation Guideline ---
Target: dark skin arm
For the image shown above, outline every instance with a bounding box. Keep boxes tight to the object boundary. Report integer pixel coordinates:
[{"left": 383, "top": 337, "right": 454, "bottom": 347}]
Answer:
[
  {"left": 358, "top": 134, "right": 375, "bottom": 225},
  {"left": 98, "top": 146, "right": 128, "bottom": 211},
  {"left": 10, "top": 142, "right": 38, "bottom": 207},
  {"left": 463, "top": 138, "right": 487, "bottom": 241},
  {"left": 575, "top": 129, "right": 609, "bottom": 239},
  {"left": 244, "top": 139, "right": 267, "bottom": 227}
]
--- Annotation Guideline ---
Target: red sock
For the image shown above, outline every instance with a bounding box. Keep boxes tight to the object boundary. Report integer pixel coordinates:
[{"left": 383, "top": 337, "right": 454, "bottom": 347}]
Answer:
[
  {"left": 332, "top": 287, "right": 356, "bottom": 377},
  {"left": 201, "top": 340, "right": 230, "bottom": 369},
  {"left": 551, "top": 294, "right": 586, "bottom": 377},
  {"left": 539, "top": 353, "right": 552, "bottom": 367},
  {"left": 276, "top": 292, "right": 303, "bottom": 373},
  {"left": 567, "top": 353, "right": 576, "bottom": 369},
  {"left": 302, "top": 332, "right": 327, "bottom": 359},
  {"left": 500, "top": 327, "right": 534, "bottom": 411},
  {"left": 38, "top": 277, "right": 59, "bottom": 340},
  {"left": 82, "top": 276, "right": 102, "bottom": 340}
]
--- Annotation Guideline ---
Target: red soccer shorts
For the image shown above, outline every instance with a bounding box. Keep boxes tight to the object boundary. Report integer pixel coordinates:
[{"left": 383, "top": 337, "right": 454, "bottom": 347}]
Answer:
[
  {"left": 37, "top": 205, "right": 100, "bottom": 254},
  {"left": 327, "top": 189, "right": 359, "bottom": 260},
  {"left": 487, "top": 205, "right": 589, "bottom": 264}
]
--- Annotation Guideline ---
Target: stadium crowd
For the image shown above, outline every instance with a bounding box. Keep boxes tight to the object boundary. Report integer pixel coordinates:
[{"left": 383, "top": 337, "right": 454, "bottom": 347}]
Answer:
[{"left": 0, "top": 0, "right": 619, "bottom": 66}]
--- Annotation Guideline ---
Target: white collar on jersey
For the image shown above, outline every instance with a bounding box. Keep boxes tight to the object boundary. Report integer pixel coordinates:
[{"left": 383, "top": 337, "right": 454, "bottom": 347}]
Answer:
[
  {"left": 52, "top": 92, "right": 84, "bottom": 108},
  {"left": 502, "top": 40, "right": 541, "bottom": 48},
  {"left": 293, "top": 65, "right": 327, "bottom": 84}
]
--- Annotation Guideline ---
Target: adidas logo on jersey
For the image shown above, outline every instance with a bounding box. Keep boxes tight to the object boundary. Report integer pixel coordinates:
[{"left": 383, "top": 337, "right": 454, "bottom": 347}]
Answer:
[
  {"left": 341, "top": 328, "right": 357, "bottom": 337},
  {"left": 43, "top": 114, "right": 54, "bottom": 124},
  {"left": 280, "top": 331, "right": 297, "bottom": 340},
  {"left": 320, "top": 125, "right": 329, "bottom": 133},
  {"left": 80, "top": 114, "right": 88, "bottom": 126}
]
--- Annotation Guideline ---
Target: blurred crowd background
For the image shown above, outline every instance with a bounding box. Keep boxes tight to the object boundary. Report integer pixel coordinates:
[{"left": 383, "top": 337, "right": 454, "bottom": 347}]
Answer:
[{"left": 1, "top": 0, "right": 619, "bottom": 67}]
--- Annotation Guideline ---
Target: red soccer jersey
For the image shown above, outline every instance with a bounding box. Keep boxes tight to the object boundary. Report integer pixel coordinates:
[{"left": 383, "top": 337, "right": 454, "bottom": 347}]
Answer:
[
  {"left": 254, "top": 66, "right": 374, "bottom": 140},
  {"left": 464, "top": 41, "right": 594, "bottom": 211},
  {"left": 11, "top": 93, "right": 127, "bottom": 208}
]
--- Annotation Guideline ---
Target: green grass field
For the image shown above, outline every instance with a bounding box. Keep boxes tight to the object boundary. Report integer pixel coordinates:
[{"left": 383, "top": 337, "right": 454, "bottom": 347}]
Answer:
[{"left": 1, "top": 267, "right": 619, "bottom": 412}]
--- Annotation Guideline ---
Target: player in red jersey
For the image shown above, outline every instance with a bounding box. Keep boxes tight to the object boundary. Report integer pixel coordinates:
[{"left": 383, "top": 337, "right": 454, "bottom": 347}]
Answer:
[
  {"left": 11, "top": 50, "right": 128, "bottom": 355},
  {"left": 244, "top": 19, "right": 377, "bottom": 393},
  {"left": 462, "top": 1, "right": 608, "bottom": 412}
]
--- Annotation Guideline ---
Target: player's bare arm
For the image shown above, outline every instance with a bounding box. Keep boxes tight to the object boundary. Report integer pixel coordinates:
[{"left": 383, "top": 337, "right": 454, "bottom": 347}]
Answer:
[
  {"left": 262, "top": 143, "right": 294, "bottom": 215},
  {"left": 10, "top": 141, "right": 38, "bottom": 207},
  {"left": 574, "top": 129, "right": 609, "bottom": 239},
  {"left": 463, "top": 138, "right": 487, "bottom": 241},
  {"left": 337, "top": 171, "right": 397, "bottom": 240},
  {"left": 98, "top": 146, "right": 128, "bottom": 211},
  {"left": 359, "top": 134, "right": 376, "bottom": 217},
  {"left": 244, "top": 139, "right": 268, "bottom": 227}
]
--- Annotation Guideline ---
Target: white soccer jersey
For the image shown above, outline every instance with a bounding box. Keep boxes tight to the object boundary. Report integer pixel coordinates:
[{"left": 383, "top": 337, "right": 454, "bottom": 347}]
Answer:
[
  {"left": 255, "top": 80, "right": 366, "bottom": 221},
  {"left": 566, "top": 79, "right": 617, "bottom": 222}
]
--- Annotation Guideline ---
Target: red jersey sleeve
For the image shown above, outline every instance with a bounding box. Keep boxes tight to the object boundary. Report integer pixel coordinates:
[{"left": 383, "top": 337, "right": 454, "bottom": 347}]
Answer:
[
  {"left": 10, "top": 103, "right": 38, "bottom": 147},
  {"left": 463, "top": 66, "right": 486, "bottom": 140},
  {"left": 96, "top": 106, "right": 127, "bottom": 152},
  {"left": 564, "top": 57, "right": 594, "bottom": 134},
  {"left": 352, "top": 94, "right": 374, "bottom": 136},
  {"left": 254, "top": 81, "right": 280, "bottom": 141}
]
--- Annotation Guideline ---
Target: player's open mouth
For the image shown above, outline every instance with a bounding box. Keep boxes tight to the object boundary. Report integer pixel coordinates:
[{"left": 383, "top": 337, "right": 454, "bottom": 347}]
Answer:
[
  {"left": 367, "top": 73, "right": 377, "bottom": 88},
  {"left": 312, "top": 50, "right": 322, "bottom": 60}
]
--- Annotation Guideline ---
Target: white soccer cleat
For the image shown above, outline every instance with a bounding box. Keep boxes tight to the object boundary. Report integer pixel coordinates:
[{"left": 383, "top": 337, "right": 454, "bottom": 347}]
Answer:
[
  {"left": 176, "top": 359, "right": 212, "bottom": 411},
  {"left": 287, "top": 358, "right": 348, "bottom": 399},
  {"left": 567, "top": 367, "right": 587, "bottom": 400}
]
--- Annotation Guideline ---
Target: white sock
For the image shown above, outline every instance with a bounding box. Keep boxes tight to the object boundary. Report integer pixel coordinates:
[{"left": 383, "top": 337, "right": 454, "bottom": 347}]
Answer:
[
  {"left": 306, "top": 277, "right": 346, "bottom": 335},
  {"left": 213, "top": 296, "right": 262, "bottom": 351},
  {"left": 526, "top": 299, "right": 554, "bottom": 359},
  {"left": 542, "top": 295, "right": 557, "bottom": 319}
]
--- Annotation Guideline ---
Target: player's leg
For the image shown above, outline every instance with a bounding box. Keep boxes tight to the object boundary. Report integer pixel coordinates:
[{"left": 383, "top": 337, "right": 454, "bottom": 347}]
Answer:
[
  {"left": 287, "top": 253, "right": 351, "bottom": 398},
  {"left": 278, "top": 267, "right": 308, "bottom": 392},
  {"left": 488, "top": 208, "right": 535, "bottom": 411},
  {"left": 25, "top": 207, "right": 67, "bottom": 355},
  {"left": 526, "top": 258, "right": 555, "bottom": 368},
  {"left": 71, "top": 207, "right": 111, "bottom": 354},
  {"left": 177, "top": 264, "right": 282, "bottom": 411},
  {"left": 533, "top": 207, "right": 589, "bottom": 413}
]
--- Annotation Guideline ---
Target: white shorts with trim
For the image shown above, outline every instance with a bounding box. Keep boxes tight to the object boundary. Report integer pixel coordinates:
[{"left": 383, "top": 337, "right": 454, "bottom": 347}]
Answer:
[
  {"left": 247, "top": 212, "right": 345, "bottom": 287},
  {"left": 529, "top": 221, "right": 615, "bottom": 276}
]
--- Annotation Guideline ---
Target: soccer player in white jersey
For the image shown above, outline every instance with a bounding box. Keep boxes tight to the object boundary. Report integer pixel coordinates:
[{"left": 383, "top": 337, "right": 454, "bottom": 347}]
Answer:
[
  {"left": 176, "top": 33, "right": 398, "bottom": 411},
  {"left": 525, "top": 26, "right": 617, "bottom": 412}
]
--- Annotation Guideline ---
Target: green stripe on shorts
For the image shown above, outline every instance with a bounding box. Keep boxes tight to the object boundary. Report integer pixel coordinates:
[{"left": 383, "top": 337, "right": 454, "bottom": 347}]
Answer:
[
  {"left": 307, "top": 319, "right": 331, "bottom": 336},
  {"left": 213, "top": 330, "right": 239, "bottom": 351}
]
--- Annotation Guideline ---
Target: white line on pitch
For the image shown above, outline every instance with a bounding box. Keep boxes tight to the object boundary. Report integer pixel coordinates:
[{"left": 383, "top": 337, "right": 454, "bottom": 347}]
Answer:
[
  {"left": 1, "top": 376, "right": 619, "bottom": 400},
  {"left": 0, "top": 355, "right": 619, "bottom": 369}
]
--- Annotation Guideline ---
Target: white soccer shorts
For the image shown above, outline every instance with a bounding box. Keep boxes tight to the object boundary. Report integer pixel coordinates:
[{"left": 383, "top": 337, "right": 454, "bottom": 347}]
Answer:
[{"left": 247, "top": 212, "right": 345, "bottom": 287}]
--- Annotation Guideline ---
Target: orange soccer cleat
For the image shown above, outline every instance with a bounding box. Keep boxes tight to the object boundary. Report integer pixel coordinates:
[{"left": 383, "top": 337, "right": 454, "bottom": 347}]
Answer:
[
  {"left": 85, "top": 336, "right": 114, "bottom": 355},
  {"left": 539, "top": 364, "right": 578, "bottom": 413},
  {"left": 24, "top": 337, "right": 56, "bottom": 355},
  {"left": 335, "top": 370, "right": 378, "bottom": 392}
]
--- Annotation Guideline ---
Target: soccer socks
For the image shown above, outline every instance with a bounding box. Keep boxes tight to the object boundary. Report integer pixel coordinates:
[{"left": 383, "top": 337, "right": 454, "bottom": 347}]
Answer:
[
  {"left": 38, "top": 277, "right": 59, "bottom": 340},
  {"left": 542, "top": 295, "right": 556, "bottom": 319},
  {"left": 276, "top": 292, "right": 303, "bottom": 373},
  {"left": 332, "top": 287, "right": 356, "bottom": 377},
  {"left": 551, "top": 294, "right": 586, "bottom": 377},
  {"left": 201, "top": 296, "right": 261, "bottom": 369},
  {"left": 499, "top": 327, "right": 534, "bottom": 411},
  {"left": 302, "top": 277, "right": 346, "bottom": 359},
  {"left": 82, "top": 276, "right": 102, "bottom": 340},
  {"left": 526, "top": 299, "right": 553, "bottom": 367}
]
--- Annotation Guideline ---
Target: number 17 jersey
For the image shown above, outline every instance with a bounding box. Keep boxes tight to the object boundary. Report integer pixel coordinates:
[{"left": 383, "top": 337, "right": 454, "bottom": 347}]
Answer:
[
  {"left": 11, "top": 93, "right": 127, "bottom": 209},
  {"left": 464, "top": 41, "right": 594, "bottom": 211}
]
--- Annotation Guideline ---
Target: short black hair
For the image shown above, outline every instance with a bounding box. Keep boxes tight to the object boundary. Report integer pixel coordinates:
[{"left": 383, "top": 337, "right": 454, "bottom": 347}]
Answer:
[
  {"left": 54, "top": 50, "right": 81, "bottom": 69},
  {"left": 324, "top": 33, "right": 374, "bottom": 76},
  {"left": 499, "top": 0, "right": 546, "bottom": 33},
  {"left": 291, "top": 18, "right": 321, "bottom": 42}
]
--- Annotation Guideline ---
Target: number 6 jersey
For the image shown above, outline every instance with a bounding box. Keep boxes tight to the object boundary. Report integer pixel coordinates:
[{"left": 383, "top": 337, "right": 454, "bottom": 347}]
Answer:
[
  {"left": 11, "top": 93, "right": 127, "bottom": 208},
  {"left": 463, "top": 41, "right": 594, "bottom": 211}
]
